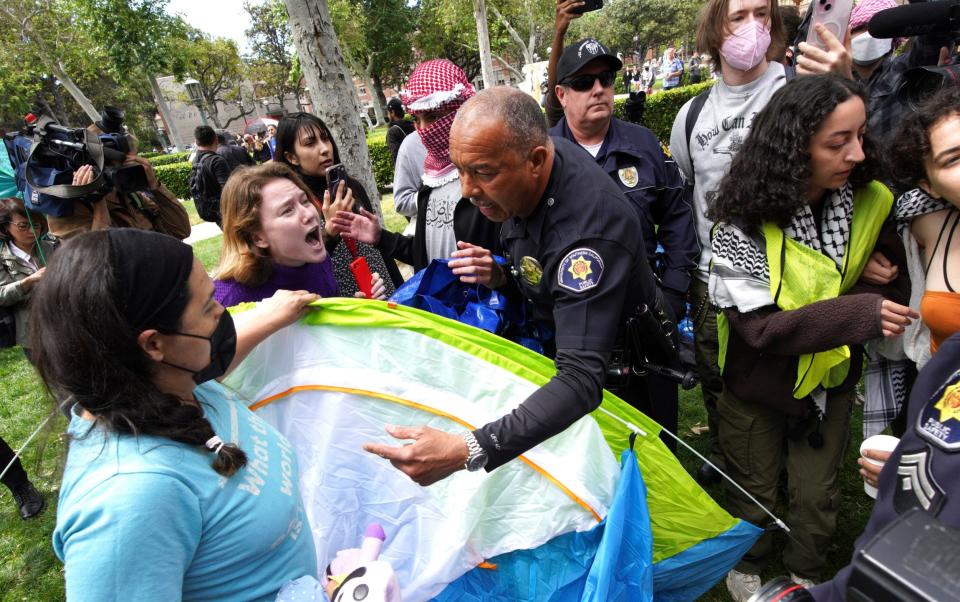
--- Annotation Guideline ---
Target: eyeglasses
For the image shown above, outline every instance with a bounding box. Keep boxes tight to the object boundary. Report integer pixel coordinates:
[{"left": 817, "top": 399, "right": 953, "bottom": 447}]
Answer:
[
  {"left": 10, "top": 222, "right": 32, "bottom": 232},
  {"left": 561, "top": 70, "right": 616, "bottom": 92}
]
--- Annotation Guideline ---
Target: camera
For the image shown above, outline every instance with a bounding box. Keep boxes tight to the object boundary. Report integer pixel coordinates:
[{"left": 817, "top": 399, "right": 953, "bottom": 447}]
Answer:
[
  {"left": 3, "top": 113, "right": 148, "bottom": 217},
  {"left": 898, "top": 64, "right": 960, "bottom": 112},
  {"left": 749, "top": 509, "right": 960, "bottom": 602}
]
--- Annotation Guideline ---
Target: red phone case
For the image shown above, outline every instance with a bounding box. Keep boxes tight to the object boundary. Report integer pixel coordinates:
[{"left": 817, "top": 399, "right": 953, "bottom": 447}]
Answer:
[{"left": 350, "top": 256, "right": 374, "bottom": 298}]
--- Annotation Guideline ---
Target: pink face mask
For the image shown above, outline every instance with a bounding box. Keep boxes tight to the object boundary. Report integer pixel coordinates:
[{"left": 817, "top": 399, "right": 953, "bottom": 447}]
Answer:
[{"left": 720, "top": 20, "right": 772, "bottom": 72}]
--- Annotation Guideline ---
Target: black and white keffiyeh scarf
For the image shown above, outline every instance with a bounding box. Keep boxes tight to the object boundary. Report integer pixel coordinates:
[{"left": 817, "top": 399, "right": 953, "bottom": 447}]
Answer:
[
  {"left": 895, "top": 187, "right": 952, "bottom": 236},
  {"left": 710, "top": 185, "right": 855, "bottom": 312}
]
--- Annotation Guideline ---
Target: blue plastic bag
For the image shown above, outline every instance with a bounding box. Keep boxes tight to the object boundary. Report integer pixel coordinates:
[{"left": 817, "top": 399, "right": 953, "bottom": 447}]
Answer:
[{"left": 390, "top": 260, "right": 550, "bottom": 352}]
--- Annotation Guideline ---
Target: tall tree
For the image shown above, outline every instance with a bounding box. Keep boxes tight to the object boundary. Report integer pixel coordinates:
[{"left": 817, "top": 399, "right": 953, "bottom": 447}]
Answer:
[
  {"left": 174, "top": 32, "right": 252, "bottom": 129},
  {"left": 75, "top": 0, "right": 189, "bottom": 150},
  {"left": 0, "top": 0, "right": 102, "bottom": 123},
  {"left": 245, "top": 0, "right": 304, "bottom": 114},
  {"left": 328, "top": 0, "right": 416, "bottom": 126},
  {"left": 487, "top": 0, "right": 553, "bottom": 74},
  {"left": 415, "top": 0, "right": 514, "bottom": 82},
  {"left": 473, "top": 0, "right": 496, "bottom": 88},
  {"left": 283, "top": 0, "right": 380, "bottom": 211},
  {"left": 570, "top": 0, "right": 702, "bottom": 61}
]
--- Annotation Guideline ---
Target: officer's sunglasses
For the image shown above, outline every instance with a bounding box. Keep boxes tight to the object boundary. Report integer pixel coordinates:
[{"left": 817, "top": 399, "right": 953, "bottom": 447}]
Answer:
[{"left": 562, "top": 70, "right": 616, "bottom": 92}]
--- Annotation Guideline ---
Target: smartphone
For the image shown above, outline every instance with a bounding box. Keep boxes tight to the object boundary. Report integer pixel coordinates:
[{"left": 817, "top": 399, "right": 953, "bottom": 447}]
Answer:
[
  {"left": 325, "top": 163, "right": 347, "bottom": 201},
  {"left": 571, "top": 0, "right": 603, "bottom": 15},
  {"left": 805, "top": 0, "right": 854, "bottom": 51},
  {"left": 350, "top": 256, "right": 374, "bottom": 298}
]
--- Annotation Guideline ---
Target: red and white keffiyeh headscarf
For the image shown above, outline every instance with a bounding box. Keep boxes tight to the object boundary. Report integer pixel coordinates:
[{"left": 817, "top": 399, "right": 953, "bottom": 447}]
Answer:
[{"left": 400, "top": 60, "right": 475, "bottom": 187}]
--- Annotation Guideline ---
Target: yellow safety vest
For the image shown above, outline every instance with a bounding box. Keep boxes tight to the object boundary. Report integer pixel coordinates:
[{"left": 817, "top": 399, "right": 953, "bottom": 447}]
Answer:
[{"left": 717, "top": 181, "right": 894, "bottom": 399}]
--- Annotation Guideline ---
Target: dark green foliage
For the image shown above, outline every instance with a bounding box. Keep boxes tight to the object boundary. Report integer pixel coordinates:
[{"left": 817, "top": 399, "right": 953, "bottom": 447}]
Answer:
[
  {"left": 368, "top": 141, "right": 394, "bottom": 191},
  {"left": 154, "top": 161, "right": 192, "bottom": 200},
  {"left": 148, "top": 151, "right": 192, "bottom": 167},
  {"left": 613, "top": 81, "right": 715, "bottom": 143}
]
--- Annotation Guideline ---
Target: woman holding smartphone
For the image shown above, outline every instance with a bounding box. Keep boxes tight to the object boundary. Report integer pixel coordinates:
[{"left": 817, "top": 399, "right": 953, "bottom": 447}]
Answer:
[
  {"left": 274, "top": 113, "right": 402, "bottom": 296},
  {"left": 214, "top": 163, "right": 386, "bottom": 307}
]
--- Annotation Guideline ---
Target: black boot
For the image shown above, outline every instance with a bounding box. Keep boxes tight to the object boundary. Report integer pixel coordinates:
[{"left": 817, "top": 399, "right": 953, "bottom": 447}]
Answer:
[{"left": 11, "top": 481, "right": 45, "bottom": 519}]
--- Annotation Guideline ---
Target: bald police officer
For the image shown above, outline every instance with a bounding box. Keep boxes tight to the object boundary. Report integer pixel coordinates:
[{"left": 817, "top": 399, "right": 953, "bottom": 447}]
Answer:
[{"left": 341, "top": 87, "right": 664, "bottom": 485}]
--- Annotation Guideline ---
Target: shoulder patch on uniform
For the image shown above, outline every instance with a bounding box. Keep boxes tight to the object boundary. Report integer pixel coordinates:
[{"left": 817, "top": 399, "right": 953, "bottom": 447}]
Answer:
[
  {"left": 618, "top": 166, "right": 639, "bottom": 188},
  {"left": 894, "top": 447, "right": 946, "bottom": 515},
  {"left": 557, "top": 248, "right": 604, "bottom": 293},
  {"left": 917, "top": 373, "right": 960, "bottom": 452}
]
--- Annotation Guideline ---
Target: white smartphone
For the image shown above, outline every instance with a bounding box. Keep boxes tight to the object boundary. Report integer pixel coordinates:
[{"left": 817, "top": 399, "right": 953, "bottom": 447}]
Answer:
[{"left": 805, "top": 0, "right": 855, "bottom": 51}]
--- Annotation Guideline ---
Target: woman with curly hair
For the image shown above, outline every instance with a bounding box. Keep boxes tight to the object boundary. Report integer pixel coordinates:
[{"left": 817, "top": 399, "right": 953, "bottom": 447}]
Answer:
[
  {"left": 889, "top": 86, "right": 960, "bottom": 356},
  {"left": 707, "top": 74, "right": 916, "bottom": 596}
]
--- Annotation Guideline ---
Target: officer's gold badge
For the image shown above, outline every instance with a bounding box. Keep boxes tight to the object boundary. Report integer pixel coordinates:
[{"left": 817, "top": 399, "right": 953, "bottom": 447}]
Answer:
[
  {"left": 618, "top": 166, "right": 639, "bottom": 188},
  {"left": 520, "top": 256, "right": 543, "bottom": 286}
]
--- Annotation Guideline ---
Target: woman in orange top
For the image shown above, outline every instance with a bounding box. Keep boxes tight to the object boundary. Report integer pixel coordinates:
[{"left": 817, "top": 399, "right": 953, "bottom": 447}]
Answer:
[{"left": 892, "top": 86, "right": 960, "bottom": 354}]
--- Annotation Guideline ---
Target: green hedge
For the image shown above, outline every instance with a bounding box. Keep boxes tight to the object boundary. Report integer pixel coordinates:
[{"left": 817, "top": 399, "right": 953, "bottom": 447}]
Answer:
[
  {"left": 368, "top": 141, "right": 394, "bottom": 191},
  {"left": 148, "top": 151, "right": 192, "bottom": 167},
  {"left": 614, "top": 80, "right": 715, "bottom": 143},
  {"left": 140, "top": 151, "right": 163, "bottom": 159},
  {"left": 154, "top": 161, "right": 192, "bottom": 200}
]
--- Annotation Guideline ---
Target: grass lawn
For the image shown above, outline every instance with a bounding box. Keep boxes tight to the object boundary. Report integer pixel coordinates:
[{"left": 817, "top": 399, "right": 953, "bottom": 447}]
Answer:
[
  {"left": 366, "top": 126, "right": 387, "bottom": 146},
  {"left": 0, "top": 197, "right": 875, "bottom": 600},
  {"left": 181, "top": 199, "right": 204, "bottom": 227}
]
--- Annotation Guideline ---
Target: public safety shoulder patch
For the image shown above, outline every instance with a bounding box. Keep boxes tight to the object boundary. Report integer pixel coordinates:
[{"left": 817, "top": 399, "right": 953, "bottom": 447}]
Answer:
[
  {"left": 917, "top": 373, "right": 960, "bottom": 452},
  {"left": 618, "top": 166, "right": 639, "bottom": 188},
  {"left": 558, "top": 248, "right": 604, "bottom": 293}
]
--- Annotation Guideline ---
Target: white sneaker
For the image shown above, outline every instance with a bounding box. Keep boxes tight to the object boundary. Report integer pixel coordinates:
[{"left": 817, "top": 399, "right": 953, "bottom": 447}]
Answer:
[
  {"left": 726, "top": 569, "right": 761, "bottom": 602},
  {"left": 790, "top": 573, "right": 817, "bottom": 589}
]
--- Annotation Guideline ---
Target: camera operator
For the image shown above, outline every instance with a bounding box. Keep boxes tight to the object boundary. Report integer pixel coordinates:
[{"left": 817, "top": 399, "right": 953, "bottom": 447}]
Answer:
[
  {"left": 844, "top": 0, "right": 955, "bottom": 147},
  {"left": 46, "top": 110, "right": 190, "bottom": 240}
]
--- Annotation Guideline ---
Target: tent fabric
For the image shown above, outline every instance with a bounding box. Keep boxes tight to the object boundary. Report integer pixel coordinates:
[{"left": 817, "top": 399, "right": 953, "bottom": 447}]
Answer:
[{"left": 223, "top": 298, "right": 760, "bottom": 601}]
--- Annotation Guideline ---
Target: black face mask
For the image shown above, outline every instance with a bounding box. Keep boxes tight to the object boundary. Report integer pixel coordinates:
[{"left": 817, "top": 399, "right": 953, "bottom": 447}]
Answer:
[{"left": 161, "top": 311, "right": 237, "bottom": 384}]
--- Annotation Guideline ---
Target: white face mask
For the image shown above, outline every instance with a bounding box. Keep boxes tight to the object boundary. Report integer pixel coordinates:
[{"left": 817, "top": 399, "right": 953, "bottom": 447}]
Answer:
[{"left": 852, "top": 32, "right": 892, "bottom": 66}]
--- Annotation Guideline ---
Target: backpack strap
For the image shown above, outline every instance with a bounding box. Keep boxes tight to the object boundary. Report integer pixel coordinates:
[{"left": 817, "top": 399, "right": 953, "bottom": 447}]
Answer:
[
  {"left": 683, "top": 87, "right": 712, "bottom": 180},
  {"left": 389, "top": 124, "right": 408, "bottom": 141}
]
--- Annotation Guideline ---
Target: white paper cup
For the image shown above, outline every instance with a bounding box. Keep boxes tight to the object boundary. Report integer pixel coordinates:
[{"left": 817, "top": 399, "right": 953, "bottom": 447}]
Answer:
[{"left": 859, "top": 434, "right": 900, "bottom": 498}]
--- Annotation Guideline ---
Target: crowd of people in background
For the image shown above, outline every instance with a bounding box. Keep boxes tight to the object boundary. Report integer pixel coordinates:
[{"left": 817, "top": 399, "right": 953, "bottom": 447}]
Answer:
[{"left": 2, "top": 0, "right": 960, "bottom": 600}]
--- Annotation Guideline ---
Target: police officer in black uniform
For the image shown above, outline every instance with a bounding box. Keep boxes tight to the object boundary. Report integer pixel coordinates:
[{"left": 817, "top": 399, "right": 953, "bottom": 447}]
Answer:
[
  {"left": 360, "top": 86, "right": 666, "bottom": 485},
  {"left": 544, "top": 38, "right": 697, "bottom": 451},
  {"left": 806, "top": 330, "right": 960, "bottom": 600}
]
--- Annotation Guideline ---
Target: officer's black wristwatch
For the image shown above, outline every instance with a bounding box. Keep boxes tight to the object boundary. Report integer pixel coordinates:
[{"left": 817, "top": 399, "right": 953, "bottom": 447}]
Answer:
[{"left": 462, "top": 431, "right": 488, "bottom": 472}]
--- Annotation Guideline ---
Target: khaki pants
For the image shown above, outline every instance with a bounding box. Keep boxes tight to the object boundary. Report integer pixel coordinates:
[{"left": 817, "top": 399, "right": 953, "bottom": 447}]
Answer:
[
  {"left": 690, "top": 278, "right": 724, "bottom": 462},
  {"left": 718, "top": 387, "right": 854, "bottom": 578}
]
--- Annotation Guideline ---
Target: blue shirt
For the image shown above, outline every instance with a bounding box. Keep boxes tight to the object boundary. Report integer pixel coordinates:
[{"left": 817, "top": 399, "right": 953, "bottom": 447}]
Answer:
[
  {"left": 53, "top": 381, "right": 317, "bottom": 602},
  {"left": 663, "top": 58, "right": 684, "bottom": 88}
]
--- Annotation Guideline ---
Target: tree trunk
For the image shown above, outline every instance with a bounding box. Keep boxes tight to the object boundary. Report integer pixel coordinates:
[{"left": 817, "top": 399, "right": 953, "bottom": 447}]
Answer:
[
  {"left": 365, "top": 57, "right": 386, "bottom": 128},
  {"left": 372, "top": 72, "right": 389, "bottom": 114},
  {"left": 147, "top": 74, "right": 185, "bottom": 151},
  {"left": 283, "top": 0, "right": 381, "bottom": 212},
  {"left": 473, "top": 0, "right": 495, "bottom": 89},
  {"left": 50, "top": 62, "right": 100, "bottom": 124}
]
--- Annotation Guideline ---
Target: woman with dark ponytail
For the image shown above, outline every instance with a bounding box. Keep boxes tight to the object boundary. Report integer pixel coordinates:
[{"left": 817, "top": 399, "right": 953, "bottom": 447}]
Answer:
[{"left": 32, "top": 228, "right": 320, "bottom": 600}]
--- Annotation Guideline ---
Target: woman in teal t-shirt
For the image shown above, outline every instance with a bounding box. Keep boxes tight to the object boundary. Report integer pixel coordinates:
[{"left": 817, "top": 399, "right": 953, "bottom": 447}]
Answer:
[{"left": 31, "top": 229, "right": 320, "bottom": 601}]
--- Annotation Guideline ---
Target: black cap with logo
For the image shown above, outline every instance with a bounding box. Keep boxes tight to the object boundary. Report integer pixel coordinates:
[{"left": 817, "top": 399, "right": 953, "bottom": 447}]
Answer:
[{"left": 556, "top": 38, "right": 623, "bottom": 84}]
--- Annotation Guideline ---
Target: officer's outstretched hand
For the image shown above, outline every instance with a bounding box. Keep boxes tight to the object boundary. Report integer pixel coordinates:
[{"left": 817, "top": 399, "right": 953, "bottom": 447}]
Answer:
[
  {"left": 330, "top": 209, "right": 382, "bottom": 245},
  {"left": 449, "top": 241, "right": 506, "bottom": 288},
  {"left": 363, "top": 425, "right": 469, "bottom": 486}
]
